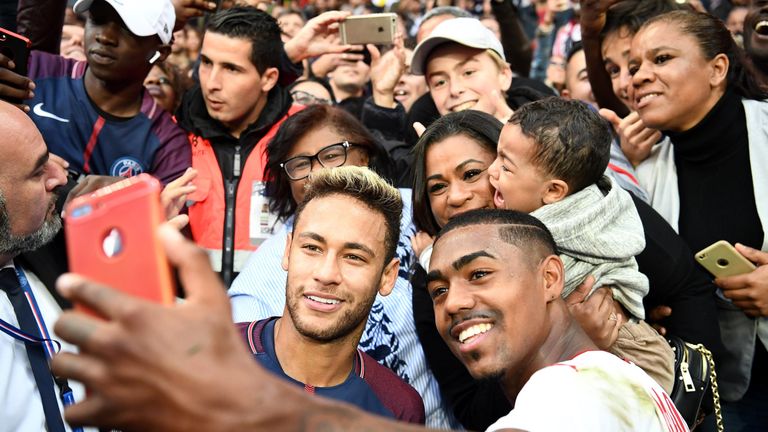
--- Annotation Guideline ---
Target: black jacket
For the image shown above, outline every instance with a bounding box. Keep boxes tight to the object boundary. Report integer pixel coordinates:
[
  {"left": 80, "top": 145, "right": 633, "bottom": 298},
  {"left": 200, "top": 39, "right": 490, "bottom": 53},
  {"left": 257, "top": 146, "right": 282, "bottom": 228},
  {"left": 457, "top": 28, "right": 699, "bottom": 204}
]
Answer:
[{"left": 175, "top": 85, "right": 293, "bottom": 286}]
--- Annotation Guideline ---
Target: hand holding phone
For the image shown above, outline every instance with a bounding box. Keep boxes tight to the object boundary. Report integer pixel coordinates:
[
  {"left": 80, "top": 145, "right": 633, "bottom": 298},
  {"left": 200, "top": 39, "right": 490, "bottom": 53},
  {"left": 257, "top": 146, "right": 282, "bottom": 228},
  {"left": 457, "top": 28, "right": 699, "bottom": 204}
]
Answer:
[
  {"left": 695, "top": 240, "right": 756, "bottom": 278},
  {"left": 65, "top": 174, "right": 176, "bottom": 316},
  {"left": 0, "top": 27, "right": 34, "bottom": 107},
  {"left": 712, "top": 243, "right": 768, "bottom": 317}
]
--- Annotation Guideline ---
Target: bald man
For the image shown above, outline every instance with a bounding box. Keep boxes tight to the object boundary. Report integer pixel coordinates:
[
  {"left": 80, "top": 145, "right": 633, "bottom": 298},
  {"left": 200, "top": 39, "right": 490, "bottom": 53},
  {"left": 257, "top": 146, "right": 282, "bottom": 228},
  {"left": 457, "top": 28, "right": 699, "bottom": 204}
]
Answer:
[{"left": 0, "top": 101, "right": 86, "bottom": 431}]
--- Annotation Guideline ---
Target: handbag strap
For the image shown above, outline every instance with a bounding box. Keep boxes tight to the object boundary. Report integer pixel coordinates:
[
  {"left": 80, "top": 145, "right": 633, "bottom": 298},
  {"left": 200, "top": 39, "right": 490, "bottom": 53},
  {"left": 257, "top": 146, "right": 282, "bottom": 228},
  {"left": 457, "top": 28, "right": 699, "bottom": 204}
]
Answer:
[{"left": 688, "top": 343, "right": 723, "bottom": 432}]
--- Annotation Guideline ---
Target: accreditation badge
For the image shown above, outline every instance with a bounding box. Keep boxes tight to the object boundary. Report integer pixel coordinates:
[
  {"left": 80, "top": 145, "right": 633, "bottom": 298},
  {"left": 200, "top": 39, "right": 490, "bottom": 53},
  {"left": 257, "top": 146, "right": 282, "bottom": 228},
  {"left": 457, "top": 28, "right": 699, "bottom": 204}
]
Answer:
[{"left": 250, "top": 181, "right": 283, "bottom": 246}]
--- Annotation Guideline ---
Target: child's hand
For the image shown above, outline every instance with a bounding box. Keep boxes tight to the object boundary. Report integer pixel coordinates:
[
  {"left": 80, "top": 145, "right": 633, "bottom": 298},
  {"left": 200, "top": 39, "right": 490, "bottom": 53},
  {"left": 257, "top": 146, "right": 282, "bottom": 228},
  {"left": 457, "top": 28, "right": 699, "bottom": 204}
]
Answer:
[{"left": 565, "top": 276, "right": 621, "bottom": 349}]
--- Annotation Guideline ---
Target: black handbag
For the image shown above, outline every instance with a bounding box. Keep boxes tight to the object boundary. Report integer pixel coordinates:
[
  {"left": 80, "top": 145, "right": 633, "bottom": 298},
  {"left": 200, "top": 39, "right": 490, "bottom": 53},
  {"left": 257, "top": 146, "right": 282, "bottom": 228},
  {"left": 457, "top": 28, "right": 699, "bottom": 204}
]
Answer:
[{"left": 666, "top": 336, "right": 723, "bottom": 431}]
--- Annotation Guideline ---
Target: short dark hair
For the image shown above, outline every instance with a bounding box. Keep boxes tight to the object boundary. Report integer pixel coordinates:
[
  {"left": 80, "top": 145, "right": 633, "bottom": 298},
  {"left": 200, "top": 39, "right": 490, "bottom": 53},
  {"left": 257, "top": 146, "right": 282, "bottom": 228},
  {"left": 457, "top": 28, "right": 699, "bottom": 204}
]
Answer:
[
  {"left": 435, "top": 208, "right": 558, "bottom": 267},
  {"left": 411, "top": 110, "right": 502, "bottom": 236},
  {"left": 602, "top": 0, "right": 681, "bottom": 39},
  {"left": 205, "top": 6, "right": 282, "bottom": 73},
  {"left": 286, "top": 77, "right": 337, "bottom": 103},
  {"left": 265, "top": 105, "right": 390, "bottom": 221},
  {"left": 508, "top": 97, "right": 611, "bottom": 195},
  {"left": 294, "top": 166, "right": 403, "bottom": 265},
  {"left": 565, "top": 40, "right": 584, "bottom": 65}
]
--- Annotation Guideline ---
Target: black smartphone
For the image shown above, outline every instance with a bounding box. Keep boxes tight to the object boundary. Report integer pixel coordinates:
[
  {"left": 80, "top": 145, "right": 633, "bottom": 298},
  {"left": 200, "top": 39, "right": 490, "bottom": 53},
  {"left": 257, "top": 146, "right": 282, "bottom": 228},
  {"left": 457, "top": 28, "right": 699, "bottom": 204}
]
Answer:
[{"left": 0, "top": 27, "right": 30, "bottom": 77}]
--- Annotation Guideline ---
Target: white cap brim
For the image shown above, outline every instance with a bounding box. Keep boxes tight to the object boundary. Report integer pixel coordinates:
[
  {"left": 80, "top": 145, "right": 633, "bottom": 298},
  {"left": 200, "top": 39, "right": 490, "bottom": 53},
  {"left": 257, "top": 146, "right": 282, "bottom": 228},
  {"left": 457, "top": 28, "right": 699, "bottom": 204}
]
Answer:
[
  {"left": 73, "top": 0, "right": 173, "bottom": 44},
  {"left": 411, "top": 17, "right": 505, "bottom": 76}
]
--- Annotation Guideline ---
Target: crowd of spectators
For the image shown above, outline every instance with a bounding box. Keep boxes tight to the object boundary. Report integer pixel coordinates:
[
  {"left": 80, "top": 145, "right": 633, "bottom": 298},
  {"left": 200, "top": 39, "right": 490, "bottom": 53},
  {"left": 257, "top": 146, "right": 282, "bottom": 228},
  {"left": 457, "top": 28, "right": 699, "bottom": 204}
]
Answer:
[{"left": 1, "top": 0, "right": 767, "bottom": 431}]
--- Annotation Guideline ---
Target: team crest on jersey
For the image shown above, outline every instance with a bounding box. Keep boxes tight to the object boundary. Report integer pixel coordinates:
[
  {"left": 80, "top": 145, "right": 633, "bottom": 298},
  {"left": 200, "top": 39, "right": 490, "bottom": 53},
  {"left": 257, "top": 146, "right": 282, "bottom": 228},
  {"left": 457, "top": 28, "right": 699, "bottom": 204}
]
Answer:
[{"left": 110, "top": 157, "right": 145, "bottom": 178}]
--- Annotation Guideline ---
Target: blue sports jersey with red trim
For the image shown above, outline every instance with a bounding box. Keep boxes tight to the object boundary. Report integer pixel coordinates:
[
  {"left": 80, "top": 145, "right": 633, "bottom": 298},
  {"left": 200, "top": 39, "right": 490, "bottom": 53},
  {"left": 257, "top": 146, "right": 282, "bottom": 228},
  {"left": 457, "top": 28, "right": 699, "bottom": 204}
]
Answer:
[
  {"left": 26, "top": 51, "right": 190, "bottom": 185},
  {"left": 238, "top": 318, "right": 425, "bottom": 424}
]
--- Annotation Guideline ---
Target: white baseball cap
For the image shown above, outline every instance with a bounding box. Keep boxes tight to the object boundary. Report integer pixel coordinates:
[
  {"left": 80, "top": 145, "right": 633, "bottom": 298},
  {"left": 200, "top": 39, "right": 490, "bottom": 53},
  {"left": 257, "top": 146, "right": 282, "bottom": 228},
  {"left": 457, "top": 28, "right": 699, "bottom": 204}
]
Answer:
[
  {"left": 411, "top": 17, "right": 506, "bottom": 76},
  {"left": 73, "top": 0, "right": 175, "bottom": 45}
]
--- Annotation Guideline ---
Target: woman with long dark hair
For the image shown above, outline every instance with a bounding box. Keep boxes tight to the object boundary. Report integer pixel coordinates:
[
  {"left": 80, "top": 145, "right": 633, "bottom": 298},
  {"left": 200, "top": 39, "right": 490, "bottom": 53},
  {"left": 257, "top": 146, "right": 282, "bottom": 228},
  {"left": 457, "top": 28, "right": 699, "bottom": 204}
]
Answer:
[
  {"left": 410, "top": 108, "right": 724, "bottom": 430},
  {"left": 629, "top": 10, "right": 768, "bottom": 428}
]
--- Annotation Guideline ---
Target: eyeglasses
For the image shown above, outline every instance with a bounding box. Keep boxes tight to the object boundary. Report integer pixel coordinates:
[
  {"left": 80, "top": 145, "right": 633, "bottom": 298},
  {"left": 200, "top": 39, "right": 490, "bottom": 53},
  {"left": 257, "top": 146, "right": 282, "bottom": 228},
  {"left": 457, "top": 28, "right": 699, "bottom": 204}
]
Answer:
[
  {"left": 280, "top": 141, "right": 358, "bottom": 180},
  {"left": 290, "top": 90, "right": 333, "bottom": 106}
]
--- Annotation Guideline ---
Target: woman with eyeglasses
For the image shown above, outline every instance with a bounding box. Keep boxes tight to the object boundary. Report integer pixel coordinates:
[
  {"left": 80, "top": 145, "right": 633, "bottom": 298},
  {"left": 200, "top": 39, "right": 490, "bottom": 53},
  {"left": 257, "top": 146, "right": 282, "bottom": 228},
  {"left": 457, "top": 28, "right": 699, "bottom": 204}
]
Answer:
[
  {"left": 229, "top": 105, "right": 393, "bottom": 313},
  {"left": 260, "top": 104, "right": 391, "bottom": 222},
  {"left": 228, "top": 104, "right": 456, "bottom": 428},
  {"left": 408, "top": 109, "right": 724, "bottom": 430}
]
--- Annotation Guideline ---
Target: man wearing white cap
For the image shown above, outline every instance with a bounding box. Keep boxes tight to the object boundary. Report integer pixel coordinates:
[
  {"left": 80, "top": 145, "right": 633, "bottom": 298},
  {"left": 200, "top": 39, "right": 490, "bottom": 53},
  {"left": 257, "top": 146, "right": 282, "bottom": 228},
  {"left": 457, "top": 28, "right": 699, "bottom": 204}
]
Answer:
[
  {"left": 410, "top": 17, "right": 516, "bottom": 123},
  {"left": 0, "top": 0, "right": 190, "bottom": 186}
]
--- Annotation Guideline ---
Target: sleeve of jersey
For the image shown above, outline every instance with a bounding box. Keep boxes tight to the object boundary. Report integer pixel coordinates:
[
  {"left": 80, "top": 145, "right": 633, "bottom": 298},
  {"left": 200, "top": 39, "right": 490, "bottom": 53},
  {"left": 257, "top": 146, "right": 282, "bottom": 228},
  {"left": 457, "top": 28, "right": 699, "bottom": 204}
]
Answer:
[
  {"left": 149, "top": 115, "right": 192, "bottom": 185},
  {"left": 362, "top": 354, "right": 426, "bottom": 424},
  {"left": 28, "top": 50, "right": 80, "bottom": 81},
  {"left": 485, "top": 365, "right": 619, "bottom": 432}
]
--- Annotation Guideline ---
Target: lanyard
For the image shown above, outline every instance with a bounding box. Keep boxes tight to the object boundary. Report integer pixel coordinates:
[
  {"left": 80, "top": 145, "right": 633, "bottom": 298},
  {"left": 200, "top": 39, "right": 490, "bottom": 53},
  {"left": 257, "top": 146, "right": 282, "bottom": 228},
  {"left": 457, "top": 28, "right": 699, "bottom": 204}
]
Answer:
[
  {"left": 13, "top": 265, "right": 58, "bottom": 359},
  {"left": 2, "top": 265, "right": 83, "bottom": 432}
]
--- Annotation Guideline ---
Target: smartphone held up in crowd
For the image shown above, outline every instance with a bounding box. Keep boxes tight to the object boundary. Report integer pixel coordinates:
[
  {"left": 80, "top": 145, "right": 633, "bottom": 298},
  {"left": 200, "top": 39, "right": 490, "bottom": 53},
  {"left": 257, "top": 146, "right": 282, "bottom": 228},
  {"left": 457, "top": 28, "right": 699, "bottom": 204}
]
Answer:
[
  {"left": 340, "top": 13, "right": 397, "bottom": 45},
  {"left": 64, "top": 174, "right": 176, "bottom": 315}
]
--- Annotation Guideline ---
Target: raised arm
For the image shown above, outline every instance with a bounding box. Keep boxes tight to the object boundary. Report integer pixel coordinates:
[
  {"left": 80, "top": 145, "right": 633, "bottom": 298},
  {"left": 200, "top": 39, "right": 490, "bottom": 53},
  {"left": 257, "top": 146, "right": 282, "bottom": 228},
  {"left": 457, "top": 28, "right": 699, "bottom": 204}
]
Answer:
[
  {"left": 16, "top": 0, "right": 66, "bottom": 53},
  {"left": 580, "top": 0, "right": 629, "bottom": 116},
  {"left": 490, "top": 0, "right": 533, "bottom": 77}
]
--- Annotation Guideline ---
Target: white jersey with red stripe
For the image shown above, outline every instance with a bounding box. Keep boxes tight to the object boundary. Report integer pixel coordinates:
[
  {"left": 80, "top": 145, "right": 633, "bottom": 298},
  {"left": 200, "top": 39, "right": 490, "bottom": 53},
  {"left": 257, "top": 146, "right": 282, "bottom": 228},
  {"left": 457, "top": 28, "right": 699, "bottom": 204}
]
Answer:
[{"left": 486, "top": 350, "right": 688, "bottom": 432}]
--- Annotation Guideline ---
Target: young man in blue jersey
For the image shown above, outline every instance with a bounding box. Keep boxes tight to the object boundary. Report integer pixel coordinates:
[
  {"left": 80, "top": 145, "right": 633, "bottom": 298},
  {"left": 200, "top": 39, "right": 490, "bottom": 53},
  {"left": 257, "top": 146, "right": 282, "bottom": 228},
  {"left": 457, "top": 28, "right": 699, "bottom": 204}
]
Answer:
[
  {"left": 236, "top": 167, "right": 424, "bottom": 423},
  {"left": 0, "top": 0, "right": 190, "bottom": 185}
]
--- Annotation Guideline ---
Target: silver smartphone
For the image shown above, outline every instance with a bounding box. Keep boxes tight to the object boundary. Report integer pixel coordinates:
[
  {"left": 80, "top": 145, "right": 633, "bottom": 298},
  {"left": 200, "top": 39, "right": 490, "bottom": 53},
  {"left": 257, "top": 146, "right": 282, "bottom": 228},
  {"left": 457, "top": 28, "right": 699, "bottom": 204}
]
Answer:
[{"left": 340, "top": 13, "right": 397, "bottom": 45}]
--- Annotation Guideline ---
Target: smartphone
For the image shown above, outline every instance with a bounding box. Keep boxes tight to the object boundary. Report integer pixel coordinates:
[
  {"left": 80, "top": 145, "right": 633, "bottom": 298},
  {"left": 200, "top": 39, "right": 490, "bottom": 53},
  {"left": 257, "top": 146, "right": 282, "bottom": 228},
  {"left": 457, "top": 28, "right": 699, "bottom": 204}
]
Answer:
[
  {"left": 0, "top": 27, "right": 30, "bottom": 77},
  {"left": 340, "top": 13, "right": 397, "bottom": 45},
  {"left": 695, "top": 240, "right": 756, "bottom": 278},
  {"left": 65, "top": 174, "right": 176, "bottom": 315}
]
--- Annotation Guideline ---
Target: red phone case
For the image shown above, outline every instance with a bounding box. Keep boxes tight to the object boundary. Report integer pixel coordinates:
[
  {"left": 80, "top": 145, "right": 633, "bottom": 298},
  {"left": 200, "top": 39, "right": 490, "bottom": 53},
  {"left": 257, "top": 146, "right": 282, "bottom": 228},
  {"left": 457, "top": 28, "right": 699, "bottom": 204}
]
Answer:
[
  {"left": 64, "top": 174, "right": 175, "bottom": 315},
  {"left": 0, "top": 27, "right": 31, "bottom": 76}
]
